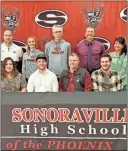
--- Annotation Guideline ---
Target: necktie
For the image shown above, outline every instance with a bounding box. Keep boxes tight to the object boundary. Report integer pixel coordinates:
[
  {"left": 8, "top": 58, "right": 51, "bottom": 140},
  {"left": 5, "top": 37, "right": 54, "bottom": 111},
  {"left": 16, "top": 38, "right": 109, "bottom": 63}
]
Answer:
[{"left": 87, "top": 42, "right": 92, "bottom": 71}]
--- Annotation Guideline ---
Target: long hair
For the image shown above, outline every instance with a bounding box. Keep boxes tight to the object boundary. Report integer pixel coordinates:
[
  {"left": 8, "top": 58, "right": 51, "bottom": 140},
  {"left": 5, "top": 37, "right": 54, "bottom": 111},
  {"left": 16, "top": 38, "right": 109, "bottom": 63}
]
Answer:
[
  {"left": 26, "top": 36, "right": 38, "bottom": 56},
  {"left": 1, "top": 57, "right": 18, "bottom": 78},
  {"left": 114, "top": 37, "right": 127, "bottom": 55}
]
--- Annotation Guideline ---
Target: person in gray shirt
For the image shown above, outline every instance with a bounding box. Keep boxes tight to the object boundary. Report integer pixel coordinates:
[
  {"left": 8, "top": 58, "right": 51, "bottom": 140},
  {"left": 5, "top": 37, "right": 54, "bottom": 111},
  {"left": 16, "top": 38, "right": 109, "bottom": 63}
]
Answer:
[
  {"left": 22, "top": 36, "right": 44, "bottom": 82},
  {"left": 45, "top": 25, "right": 71, "bottom": 79}
]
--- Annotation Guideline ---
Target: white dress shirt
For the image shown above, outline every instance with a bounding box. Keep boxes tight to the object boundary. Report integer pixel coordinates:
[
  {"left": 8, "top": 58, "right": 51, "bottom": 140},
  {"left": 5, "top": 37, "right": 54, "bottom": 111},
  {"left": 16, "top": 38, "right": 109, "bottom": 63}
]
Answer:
[
  {"left": 1, "top": 43, "right": 23, "bottom": 61},
  {"left": 27, "top": 69, "right": 58, "bottom": 92}
]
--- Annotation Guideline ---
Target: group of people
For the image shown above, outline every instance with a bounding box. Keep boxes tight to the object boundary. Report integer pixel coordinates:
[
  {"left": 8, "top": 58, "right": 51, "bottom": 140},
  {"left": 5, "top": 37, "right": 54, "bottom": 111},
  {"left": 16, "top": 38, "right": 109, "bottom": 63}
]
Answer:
[{"left": 1, "top": 25, "right": 127, "bottom": 92}]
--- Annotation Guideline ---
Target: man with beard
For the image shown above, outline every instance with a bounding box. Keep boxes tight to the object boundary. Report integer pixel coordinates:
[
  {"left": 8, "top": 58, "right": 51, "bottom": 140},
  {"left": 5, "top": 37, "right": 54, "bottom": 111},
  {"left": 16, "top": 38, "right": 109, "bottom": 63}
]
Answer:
[
  {"left": 27, "top": 54, "right": 58, "bottom": 92},
  {"left": 91, "top": 54, "right": 123, "bottom": 92},
  {"left": 76, "top": 27, "right": 105, "bottom": 74},
  {"left": 1, "top": 30, "right": 23, "bottom": 72}
]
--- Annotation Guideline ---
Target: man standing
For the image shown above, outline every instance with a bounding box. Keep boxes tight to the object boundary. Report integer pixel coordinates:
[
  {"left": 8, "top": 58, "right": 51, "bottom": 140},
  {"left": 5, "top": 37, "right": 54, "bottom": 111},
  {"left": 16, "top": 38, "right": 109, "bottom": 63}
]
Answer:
[
  {"left": 45, "top": 25, "right": 71, "bottom": 79},
  {"left": 59, "top": 53, "right": 92, "bottom": 92},
  {"left": 27, "top": 54, "right": 58, "bottom": 92},
  {"left": 91, "top": 54, "right": 123, "bottom": 92},
  {"left": 76, "top": 27, "right": 105, "bottom": 74},
  {"left": 1, "top": 30, "right": 23, "bottom": 72}
]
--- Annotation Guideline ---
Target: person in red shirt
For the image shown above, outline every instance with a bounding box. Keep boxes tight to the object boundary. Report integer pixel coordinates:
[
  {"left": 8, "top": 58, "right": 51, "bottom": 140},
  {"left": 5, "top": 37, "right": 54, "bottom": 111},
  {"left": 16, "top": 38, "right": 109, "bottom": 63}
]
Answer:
[{"left": 59, "top": 53, "right": 92, "bottom": 92}]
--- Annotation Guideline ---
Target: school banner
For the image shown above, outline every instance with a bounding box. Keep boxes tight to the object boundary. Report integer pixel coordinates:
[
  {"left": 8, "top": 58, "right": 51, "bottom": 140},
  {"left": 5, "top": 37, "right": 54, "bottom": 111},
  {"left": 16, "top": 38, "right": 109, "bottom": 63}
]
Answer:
[
  {"left": 1, "top": 92, "right": 127, "bottom": 150},
  {"left": 1, "top": 1, "right": 127, "bottom": 52}
]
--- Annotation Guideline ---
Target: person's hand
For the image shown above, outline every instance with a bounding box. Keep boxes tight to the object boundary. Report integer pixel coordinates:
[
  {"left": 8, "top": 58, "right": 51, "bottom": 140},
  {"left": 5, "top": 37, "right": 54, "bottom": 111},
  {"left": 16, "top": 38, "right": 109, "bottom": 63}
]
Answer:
[{"left": 21, "top": 88, "right": 27, "bottom": 92}]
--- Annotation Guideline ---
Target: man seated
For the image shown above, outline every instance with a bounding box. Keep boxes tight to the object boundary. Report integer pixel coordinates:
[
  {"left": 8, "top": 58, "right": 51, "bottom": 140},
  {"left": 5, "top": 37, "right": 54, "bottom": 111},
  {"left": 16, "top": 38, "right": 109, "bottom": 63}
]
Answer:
[
  {"left": 59, "top": 53, "right": 92, "bottom": 92},
  {"left": 27, "top": 54, "right": 58, "bottom": 92},
  {"left": 91, "top": 54, "right": 123, "bottom": 92}
]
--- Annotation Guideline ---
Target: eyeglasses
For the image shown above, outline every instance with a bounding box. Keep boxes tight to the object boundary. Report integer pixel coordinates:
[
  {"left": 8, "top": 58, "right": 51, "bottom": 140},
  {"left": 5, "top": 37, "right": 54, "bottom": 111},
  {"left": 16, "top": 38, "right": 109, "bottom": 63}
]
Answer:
[{"left": 54, "top": 31, "right": 62, "bottom": 33}]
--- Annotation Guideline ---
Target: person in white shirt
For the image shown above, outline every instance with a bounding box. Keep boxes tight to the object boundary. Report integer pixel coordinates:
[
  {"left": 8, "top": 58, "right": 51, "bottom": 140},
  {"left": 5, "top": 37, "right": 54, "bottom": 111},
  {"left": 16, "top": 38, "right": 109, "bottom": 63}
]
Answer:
[
  {"left": 1, "top": 30, "right": 23, "bottom": 61},
  {"left": 27, "top": 54, "right": 58, "bottom": 92},
  {"left": 1, "top": 30, "right": 23, "bottom": 72}
]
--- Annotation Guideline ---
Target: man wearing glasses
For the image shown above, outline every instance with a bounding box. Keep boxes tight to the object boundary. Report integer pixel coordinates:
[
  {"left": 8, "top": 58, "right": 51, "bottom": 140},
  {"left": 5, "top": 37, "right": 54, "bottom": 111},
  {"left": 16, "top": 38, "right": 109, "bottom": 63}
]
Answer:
[{"left": 45, "top": 25, "right": 71, "bottom": 80}]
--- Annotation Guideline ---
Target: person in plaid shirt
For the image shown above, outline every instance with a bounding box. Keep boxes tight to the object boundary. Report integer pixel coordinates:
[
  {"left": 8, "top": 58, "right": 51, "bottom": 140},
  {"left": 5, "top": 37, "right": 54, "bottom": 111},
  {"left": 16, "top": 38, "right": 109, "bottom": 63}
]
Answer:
[{"left": 91, "top": 54, "right": 123, "bottom": 92}]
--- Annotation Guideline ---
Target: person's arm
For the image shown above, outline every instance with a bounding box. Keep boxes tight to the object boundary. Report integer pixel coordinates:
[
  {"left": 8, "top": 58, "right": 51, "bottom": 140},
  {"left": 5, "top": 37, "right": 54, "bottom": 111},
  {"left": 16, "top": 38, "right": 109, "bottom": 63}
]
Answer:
[
  {"left": 27, "top": 75, "right": 35, "bottom": 92},
  {"left": 101, "top": 43, "right": 105, "bottom": 55},
  {"left": 117, "top": 75, "right": 123, "bottom": 91},
  {"left": 119, "top": 55, "right": 127, "bottom": 80},
  {"left": 84, "top": 71, "right": 92, "bottom": 92},
  {"left": 19, "top": 47, "right": 23, "bottom": 60},
  {"left": 20, "top": 74, "right": 27, "bottom": 92},
  {"left": 91, "top": 73, "right": 99, "bottom": 92},
  {"left": 22, "top": 54, "right": 26, "bottom": 79},
  {"left": 59, "top": 78, "right": 63, "bottom": 92},
  {"left": 52, "top": 74, "right": 59, "bottom": 92},
  {"left": 67, "top": 43, "right": 71, "bottom": 57}
]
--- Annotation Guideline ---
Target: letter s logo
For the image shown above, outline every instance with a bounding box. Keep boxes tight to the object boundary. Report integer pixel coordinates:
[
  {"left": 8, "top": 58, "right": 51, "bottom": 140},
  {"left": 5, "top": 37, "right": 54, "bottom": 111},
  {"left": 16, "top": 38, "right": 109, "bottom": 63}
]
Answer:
[
  {"left": 35, "top": 10, "right": 68, "bottom": 28},
  {"left": 120, "top": 7, "right": 127, "bottom": 22}
]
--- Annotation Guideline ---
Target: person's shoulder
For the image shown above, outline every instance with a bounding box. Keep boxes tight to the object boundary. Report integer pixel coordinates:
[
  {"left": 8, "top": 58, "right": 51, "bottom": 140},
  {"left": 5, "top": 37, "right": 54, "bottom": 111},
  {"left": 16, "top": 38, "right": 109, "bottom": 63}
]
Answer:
[
  {"left": 29, "top": 70, "right": 38, "bottom": 78},
  {"left": 76, "top": 39, "right": 85, "bottom": 46},
  {"left": 12, "top": 43, "right": 22, "bottom": 50},
  {"left": 111, "top": 70, "right": 119, "bottom": 76},
  {"left": 45, "top": 40, "right": 54, "bottom": 46},
  {"left": 92, "top": 69, "right": 101, "bottom": 75},
  {"left": 62, "top": 40, "right": 71, "bottom": 46},
  {"left": 47, "top": 69, "right": 57, "bottom": 77}
]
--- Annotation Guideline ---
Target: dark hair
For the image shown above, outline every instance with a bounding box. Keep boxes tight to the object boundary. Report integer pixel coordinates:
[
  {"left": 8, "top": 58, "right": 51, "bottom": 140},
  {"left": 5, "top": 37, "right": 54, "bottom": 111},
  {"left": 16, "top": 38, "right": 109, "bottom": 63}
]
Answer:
[
  {"left": 114, "top": 37, "right": 127, "bottom": 55},
  {"left": 101, "top": 54, "right": 112, "bottom": 62},
  {"left": 1, "top": 57, "right": 18, "bottom": 78}
]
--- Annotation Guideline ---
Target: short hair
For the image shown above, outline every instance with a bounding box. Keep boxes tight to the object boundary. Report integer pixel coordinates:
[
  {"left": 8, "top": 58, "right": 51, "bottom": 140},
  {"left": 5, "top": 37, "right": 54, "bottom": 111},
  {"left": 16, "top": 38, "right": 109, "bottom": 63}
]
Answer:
[
  {"left": 52, "top": 25, "right": 63, "bottom": 33},
  {"left": 69, "top": 52, "right": 80, "bottom": 60},
  {"left": 86, "top": 26, "right": 95, "bottom": 32},
  {"left": 100, "top": 54, "right": 112, "bottom": 62},
  {"left": 4, "top": 29, "right": 13, "bottom": 35}
]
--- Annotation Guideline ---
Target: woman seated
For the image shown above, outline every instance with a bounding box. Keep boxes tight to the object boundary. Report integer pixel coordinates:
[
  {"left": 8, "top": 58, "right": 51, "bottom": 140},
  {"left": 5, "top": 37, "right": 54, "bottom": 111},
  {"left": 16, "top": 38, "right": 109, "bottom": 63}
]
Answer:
[
  {"left": 1, "top": 57, "right": 26, "bottom": 92},
  {"left": 109, "top": 37, "right": 127, "bottom": 91},
  {"left": 22, "top": 36, "right": 44, "bottom": 82}
]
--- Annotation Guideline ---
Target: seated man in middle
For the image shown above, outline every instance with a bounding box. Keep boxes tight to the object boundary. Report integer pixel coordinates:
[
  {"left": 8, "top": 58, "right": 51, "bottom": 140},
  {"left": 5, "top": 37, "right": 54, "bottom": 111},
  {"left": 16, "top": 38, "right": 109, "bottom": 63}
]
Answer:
[
  {"left": 27, "top": 54, "right": 58, "bottom": 92},
  {"left": 59, "top": 53, "right": 92, "bottom": 92}
]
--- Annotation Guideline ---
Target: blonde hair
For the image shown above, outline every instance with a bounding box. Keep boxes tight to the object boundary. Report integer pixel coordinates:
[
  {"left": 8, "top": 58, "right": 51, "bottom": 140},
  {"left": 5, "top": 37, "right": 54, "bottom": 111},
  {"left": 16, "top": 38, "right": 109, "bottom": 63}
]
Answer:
[
  {"left": 52, "top": 25, "right": 63, "bottom": 33},
  {"left": 26, "top": 36, "right": 38, "bottom": 55}
]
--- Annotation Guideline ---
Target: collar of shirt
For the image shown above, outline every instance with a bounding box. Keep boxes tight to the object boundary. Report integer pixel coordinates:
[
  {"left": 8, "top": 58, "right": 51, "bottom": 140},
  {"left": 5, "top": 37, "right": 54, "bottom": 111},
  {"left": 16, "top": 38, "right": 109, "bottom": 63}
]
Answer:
[
  {"left": 99, "top": 68, "right": 115, "bottom": 77},
  {"left": 36, "top": 69, "right": 49, "bottom": 75},
  {"left": 3, "top": 42, "right": 14, "bottom": 49},
  {"left": 83, "top": 39, "right": 95, "bottom": 46}
]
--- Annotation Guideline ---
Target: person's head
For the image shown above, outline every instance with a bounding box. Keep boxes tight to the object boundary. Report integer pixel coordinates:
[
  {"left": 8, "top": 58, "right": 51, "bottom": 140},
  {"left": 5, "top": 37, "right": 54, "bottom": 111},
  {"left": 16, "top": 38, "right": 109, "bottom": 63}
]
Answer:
[
  {"left": 52, "top": 25, "right": 63, "bottom": 41},
  {"left": 114, "top": 37, "right": 127, "bottom": 55},
  {"left": 68, "top": 53, "right": 80, "bottom": 70},
  {"left": 27, "top": 36, "right": 37, "bottom": 50},
  {"left": 100, "top": 54, "right": 112, "bottom": 71},
  {"left": 26, "top": 36, "right": 38, "bottom": 55},
  {"left": 36, "top": 54, "right": 48, "bottom": 71},
  {"left": 1, "top": 57, "right": 18, "bottom": 78},
  {"left": 3, "top": 30, "right": 13, "bottom": 45},
  {"left": 85, "top": 27, "right": 95, "bottom": 42}
]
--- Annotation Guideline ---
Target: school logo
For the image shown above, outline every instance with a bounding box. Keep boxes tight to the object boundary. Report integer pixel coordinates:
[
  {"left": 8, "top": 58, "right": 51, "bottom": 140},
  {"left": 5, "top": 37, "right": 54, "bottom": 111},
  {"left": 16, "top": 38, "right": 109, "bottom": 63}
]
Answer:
[
  {"left": 120, "top": 7, "right": 127, "bottom": 22},
  {"left": 78, "top": 37, "right": 111, "bottom": 52},
  {"left": 35, "top": 10, "right": 68, "bottom": 28},
  {"left": 1, "top": 8, "right": 21, "bottom": 31},
  {"left": 82, "top": 2, "right": 105, "bottom": 28}
]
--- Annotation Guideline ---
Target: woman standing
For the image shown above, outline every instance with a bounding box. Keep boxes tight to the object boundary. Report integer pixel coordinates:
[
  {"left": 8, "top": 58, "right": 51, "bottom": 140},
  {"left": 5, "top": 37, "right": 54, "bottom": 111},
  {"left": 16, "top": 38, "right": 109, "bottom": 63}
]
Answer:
[
  {"left": 109, "top": 37, "right": 127, "bottom": 91},
  {"left": 1, "top": 57, "right": 26, "bottom": 92},
  {"left": 22, "top": 36, "right": 44, "bottom": 82}
]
